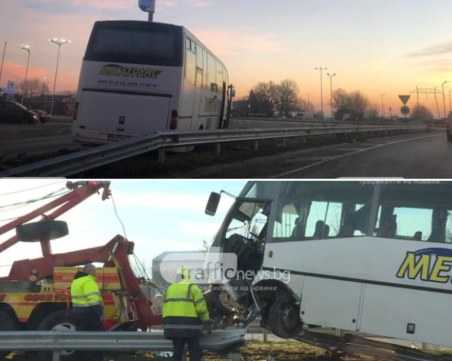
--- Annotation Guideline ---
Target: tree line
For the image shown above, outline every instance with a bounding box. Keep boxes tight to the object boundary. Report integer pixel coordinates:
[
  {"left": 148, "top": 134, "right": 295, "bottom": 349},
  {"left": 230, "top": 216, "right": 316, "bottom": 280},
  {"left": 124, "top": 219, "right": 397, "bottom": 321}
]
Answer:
[
  {"left": 234, "top": 79, "right": 435, "bottom": 120},
  {"left": 10, "top": 78, "right": 74, "bottom": 99}
]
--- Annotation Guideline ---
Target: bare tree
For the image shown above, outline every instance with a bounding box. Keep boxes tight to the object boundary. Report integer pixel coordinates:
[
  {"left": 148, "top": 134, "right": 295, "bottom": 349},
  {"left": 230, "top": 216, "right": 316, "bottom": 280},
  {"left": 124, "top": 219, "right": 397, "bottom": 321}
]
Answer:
[
  {"left": 333, "top": 89, "right": 370, "bottom": 120},
  {"left": 411, "top": 104, "right": 433, "bottom": 120},
  {"left": 18, "top": 78, "right": 50, "bottom": 102},
  {"left": 251, "top": 79, "right": 300, "bottom": 117},
  {"left": 277, "top": 79, "right": 299, "bottom": 117},
  {"left": 250, "top": 82, "right": 276, "bottom": 116}
]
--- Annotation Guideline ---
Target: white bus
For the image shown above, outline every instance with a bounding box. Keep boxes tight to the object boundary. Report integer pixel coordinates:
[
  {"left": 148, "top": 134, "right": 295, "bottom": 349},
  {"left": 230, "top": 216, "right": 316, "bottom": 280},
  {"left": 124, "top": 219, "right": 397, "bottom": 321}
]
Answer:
[
  {"left": 72, "top": 20, "right": 233, "bottom": 144},
  {"left": 206, "top": 181, "right": 452, "bottom": 348}
]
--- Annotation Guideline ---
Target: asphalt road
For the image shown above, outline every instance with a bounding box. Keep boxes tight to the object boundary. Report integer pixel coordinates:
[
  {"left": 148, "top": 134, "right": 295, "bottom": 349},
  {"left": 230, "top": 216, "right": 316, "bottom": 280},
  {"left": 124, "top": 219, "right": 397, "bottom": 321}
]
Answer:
[{"left": 185, "top": 131, "right": 452, "bottom": 179}]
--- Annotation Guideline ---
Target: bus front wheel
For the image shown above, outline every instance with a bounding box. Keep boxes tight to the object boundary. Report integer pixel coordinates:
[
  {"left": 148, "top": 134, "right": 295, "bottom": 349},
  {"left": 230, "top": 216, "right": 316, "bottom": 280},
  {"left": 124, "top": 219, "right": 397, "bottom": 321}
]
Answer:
[{"left": 267, "top": 295, "right": 302, "bottom": 338}]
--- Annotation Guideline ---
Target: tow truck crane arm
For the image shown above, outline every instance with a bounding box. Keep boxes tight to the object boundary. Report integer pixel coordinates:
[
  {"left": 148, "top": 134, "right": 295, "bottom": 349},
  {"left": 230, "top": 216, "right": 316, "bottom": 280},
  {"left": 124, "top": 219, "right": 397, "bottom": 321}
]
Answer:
[{"left": 0, "top": 181, "right": 111, "bottom": 256}]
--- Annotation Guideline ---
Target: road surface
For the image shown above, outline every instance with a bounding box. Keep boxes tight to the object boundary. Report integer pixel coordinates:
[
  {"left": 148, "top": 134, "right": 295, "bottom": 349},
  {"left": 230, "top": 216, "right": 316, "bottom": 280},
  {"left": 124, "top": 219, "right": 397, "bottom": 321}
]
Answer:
[{"left": 184, "top": 132, "right": 452, "bottom": 178}]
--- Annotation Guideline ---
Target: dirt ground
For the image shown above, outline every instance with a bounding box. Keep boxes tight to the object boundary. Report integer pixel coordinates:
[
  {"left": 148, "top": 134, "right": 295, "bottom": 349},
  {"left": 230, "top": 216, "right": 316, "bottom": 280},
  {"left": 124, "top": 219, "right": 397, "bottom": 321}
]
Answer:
[
  {"left": 4, "top": 341, "right": 383, "bottom": 361},
  {"left": 0, "top": 123, "right": 71, "bottom": 141}
]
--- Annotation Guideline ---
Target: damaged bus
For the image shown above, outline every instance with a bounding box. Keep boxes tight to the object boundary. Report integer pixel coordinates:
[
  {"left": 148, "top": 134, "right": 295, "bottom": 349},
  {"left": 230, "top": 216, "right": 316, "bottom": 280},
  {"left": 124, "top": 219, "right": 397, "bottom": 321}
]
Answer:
[{"left": 206, "top": 181, "right": 452, "bottom": 348}]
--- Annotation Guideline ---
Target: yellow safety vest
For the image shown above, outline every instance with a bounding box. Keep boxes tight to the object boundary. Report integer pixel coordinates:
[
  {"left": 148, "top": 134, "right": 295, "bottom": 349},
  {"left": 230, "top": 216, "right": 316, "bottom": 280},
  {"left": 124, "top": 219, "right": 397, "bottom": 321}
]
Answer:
[
  {"left": 71, "top": 274, "right": 103, "bottom": 308},
  {"left": 163, "top": 280, "right": 209, "bottom": 338}
]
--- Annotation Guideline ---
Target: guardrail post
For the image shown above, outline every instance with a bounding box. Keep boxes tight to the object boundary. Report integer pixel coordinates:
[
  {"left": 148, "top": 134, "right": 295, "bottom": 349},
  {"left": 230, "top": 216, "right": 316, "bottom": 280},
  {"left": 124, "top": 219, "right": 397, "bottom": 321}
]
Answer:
[
  {"left": 53, "top": 350, "right": 61, "bottom": 361},
  {"left": 253, "top": 140, "right": 258, "bottom": 151},
  {"left": 216, "top": 143, "right": 221, "bottom": 155},
  {"left": 158, "top": 149, "right": 166, "bottom": 163}
]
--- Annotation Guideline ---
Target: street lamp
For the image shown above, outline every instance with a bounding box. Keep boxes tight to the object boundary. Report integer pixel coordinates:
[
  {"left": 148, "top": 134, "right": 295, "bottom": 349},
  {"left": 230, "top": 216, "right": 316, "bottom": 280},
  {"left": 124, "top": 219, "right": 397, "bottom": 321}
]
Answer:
[
  {"left": 21, "top": 43, "right": 31, "bottom": 103},
  {"left": 315, "top": 67, "right": 327, "bottom": 118},
  {"left": 442, "top": 80, "right": 449, "bottom": 119},
  {"left": 49, "top": 38, "right": 71, "bottom": 116},
  {"left": 326, "top": 72, "right": 336, "bottom": 119}
]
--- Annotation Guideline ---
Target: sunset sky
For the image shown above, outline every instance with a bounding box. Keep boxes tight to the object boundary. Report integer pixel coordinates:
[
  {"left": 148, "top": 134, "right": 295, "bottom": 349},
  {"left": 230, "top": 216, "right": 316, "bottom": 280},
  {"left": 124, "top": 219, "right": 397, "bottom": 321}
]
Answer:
[{"left": 1, "top": 0, "right": 452, "bottom": 116}]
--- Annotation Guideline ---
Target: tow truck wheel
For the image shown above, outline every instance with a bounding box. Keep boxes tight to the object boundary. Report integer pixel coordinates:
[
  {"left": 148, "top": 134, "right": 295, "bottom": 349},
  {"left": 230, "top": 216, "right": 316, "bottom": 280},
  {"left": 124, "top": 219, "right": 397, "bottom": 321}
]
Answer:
[
  {"left": 0, "top": 310, "right": 19, "bottom": 359},
  {"left": 267, "top": 295, "right": 302, "bottom": 338},
  {"left": 36, "top": 310, "right": 78, "bottom": 361}
]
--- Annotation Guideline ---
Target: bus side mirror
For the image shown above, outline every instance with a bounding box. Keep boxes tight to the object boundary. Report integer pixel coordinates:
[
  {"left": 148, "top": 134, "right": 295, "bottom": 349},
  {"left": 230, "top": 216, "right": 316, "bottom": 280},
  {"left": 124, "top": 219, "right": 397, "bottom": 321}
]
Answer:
[{"left": 205, "top": 192, "right": 221, "bottom": 216}]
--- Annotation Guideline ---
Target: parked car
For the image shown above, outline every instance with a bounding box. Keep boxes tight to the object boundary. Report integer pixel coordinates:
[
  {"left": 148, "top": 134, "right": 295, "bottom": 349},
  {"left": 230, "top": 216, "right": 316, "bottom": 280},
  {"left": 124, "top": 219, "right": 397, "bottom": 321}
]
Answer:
[
  {"left": 0, "top": 101, "right": 39, "bottom": 124},
  {"left": 32, "top": 109, "right": 52, "bottom": 123}
]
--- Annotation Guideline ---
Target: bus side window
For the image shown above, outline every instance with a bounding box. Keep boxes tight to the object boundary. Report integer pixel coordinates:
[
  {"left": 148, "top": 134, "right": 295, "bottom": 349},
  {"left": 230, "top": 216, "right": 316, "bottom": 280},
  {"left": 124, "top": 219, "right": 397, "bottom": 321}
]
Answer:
[
  {"left": 338, "top": 203, "right": 370, "bottom": 237},
  {"left": 313, "top": 220, "right": 330, "bottom": 239},
  {"left": 427, "top": 208, "right": 448, "bottom": 243}
]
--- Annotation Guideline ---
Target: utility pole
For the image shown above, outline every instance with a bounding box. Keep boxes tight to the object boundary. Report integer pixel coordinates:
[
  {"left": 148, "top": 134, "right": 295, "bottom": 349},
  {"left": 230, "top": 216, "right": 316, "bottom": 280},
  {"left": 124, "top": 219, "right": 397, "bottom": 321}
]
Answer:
[{"left": 380, "top": 94, "right": 385, "bottom": 118}]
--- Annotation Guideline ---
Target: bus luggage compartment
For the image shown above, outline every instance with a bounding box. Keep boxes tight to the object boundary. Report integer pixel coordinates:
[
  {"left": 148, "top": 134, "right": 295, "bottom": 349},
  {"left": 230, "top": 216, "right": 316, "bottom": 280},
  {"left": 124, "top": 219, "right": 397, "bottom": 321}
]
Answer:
[{"left": 74, "top": 90, "right": 172, "bottom": 142}]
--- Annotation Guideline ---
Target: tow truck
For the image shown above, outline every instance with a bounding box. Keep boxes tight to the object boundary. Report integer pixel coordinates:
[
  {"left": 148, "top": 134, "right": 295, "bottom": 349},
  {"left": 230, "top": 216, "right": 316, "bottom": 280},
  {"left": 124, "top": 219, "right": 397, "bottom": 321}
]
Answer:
[{"left": 0, "top": 181, "right": 245, "bottom": 361}]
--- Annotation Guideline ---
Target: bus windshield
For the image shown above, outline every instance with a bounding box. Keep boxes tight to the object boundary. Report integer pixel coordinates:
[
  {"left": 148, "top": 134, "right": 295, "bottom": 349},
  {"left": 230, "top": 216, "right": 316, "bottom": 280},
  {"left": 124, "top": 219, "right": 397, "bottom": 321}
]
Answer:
[{"left": 85, "top": 23, "right": 183, "bottom": 66}]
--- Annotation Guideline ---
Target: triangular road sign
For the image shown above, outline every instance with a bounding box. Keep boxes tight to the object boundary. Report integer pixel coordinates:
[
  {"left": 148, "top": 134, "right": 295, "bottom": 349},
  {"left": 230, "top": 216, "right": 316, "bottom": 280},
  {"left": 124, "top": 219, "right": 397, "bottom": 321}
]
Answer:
[{"left": 399, "top": 95, "right": 410, "bottom": 105}]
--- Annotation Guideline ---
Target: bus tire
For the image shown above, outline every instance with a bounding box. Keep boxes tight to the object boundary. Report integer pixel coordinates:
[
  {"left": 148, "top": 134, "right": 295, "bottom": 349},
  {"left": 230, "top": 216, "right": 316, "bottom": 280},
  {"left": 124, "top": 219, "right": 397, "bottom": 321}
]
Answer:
[
  {"left": 268, "top": 295, "right": 302, "bottom": 338},
  {"left": 0, "top": 309, "right": 19, "bottom": 359},
  {"left": 36, "top": 310, "right": 79, "bottom": 361}
]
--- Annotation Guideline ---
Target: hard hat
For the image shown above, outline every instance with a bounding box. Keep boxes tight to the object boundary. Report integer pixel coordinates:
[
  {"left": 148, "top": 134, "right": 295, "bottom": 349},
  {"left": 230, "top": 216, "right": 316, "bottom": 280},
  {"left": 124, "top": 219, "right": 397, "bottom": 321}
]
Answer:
[{"left": 176, "top": 266, "right": 191, "bottom": 279}]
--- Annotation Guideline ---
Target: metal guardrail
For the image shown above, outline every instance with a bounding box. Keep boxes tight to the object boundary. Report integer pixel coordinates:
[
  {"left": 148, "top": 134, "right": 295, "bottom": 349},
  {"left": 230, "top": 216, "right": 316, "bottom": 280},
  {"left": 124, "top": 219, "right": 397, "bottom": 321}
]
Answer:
[
  {"left": 0, "top": 124, "right": 427, "bottom": 177},
  {"left": 0, "top": 329, "right": 247, "bottom": 360}
]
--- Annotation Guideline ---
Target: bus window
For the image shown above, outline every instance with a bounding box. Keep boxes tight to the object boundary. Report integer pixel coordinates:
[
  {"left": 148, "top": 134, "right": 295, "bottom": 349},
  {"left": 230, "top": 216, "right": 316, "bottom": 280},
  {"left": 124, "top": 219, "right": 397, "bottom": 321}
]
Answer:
[
  {"left": 207, "top": 54, "right": 216, "bottom": 91},
  {"left": 271, "top": 182, "right": 374, "bottom": 242},
  {"left": 224, "top": 201, "right": 268, "bottom": 274},
  {"left": 376, "top": 183, "right": 452, "bottom": 242},
  {"left": 88, "top": 27, "right": 181, "bottom": 66},
  {"left": 196, "top": 44, "right": 204, "bottom": 70},
  {"left": 305, "top": 201, "right": 343, "bottom": 238},
  {"left": 185, "top": 38, "right": 196, "bottom": 85}
]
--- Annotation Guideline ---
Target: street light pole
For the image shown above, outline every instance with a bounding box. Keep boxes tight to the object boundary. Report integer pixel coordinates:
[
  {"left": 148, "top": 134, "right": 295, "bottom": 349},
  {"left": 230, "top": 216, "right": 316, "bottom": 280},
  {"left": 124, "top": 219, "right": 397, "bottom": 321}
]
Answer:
[
  {"left": 315, "top": 67, "right": 327, "bottom": 118},
  {"left": 442, "top": 81, "right": 449, "bottom": 119},
  {"left": 0, "top": 41, "right": 7, "bottom": 89},
  {"left": 21, "top": 44, "right": 31, "bottom": 104},
  {"left": 49, "top": 38, "right": 71, "bottom": 116},
  {"left": 449, "top": 90, "right": 452, "bottom": 115},
  {"left": 327, "top": 72, "right": 336, "bottom": 119}
]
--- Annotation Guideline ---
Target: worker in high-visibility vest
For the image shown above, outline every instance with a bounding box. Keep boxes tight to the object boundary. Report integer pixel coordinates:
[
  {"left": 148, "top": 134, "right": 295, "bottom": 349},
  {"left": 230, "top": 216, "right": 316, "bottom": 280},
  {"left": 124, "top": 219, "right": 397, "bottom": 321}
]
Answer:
[
  {"left": 163, "top": 266, "right": 210, "bottom": 361},
  {"left": 70, "top": 263, "right": 104, "bottom": 360}
]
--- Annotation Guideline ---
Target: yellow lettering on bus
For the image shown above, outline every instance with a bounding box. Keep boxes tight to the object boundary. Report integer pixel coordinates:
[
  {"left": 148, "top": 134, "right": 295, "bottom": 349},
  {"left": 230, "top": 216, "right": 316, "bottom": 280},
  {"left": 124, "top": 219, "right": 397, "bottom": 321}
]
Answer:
[
  {"left": 397, "top": 253, "right": 430, "bottom": 281},
  {"left": 430, "top": 256, "right": 452, "bottom": 283}
]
